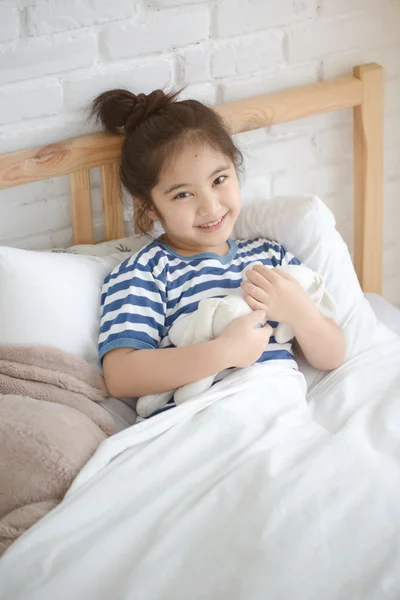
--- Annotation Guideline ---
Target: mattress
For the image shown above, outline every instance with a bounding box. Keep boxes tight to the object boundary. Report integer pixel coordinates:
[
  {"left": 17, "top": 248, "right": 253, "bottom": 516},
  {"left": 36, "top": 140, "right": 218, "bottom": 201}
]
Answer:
[
  {"left": 365, "top": 293, "right": 400, "bottom": 335},
  {"left": 101, "top": 293, "right": 400, "bottom": 431}
]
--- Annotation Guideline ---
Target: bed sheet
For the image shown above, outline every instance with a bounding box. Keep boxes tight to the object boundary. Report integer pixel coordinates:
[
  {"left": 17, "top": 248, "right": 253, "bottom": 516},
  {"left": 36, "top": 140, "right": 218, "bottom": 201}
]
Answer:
[
  {"left": 365, "top": 293, "right": 400, "bottom": 334},
  {"left": 1, "top": 325, "right": 400, "bottom": 600}
]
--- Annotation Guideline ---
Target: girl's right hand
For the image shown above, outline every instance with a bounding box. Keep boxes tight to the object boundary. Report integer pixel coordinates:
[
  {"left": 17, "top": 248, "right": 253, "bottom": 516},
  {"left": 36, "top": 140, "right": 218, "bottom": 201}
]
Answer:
[{"left": 218, "top": 310, "right": 273, "bottom": 368}]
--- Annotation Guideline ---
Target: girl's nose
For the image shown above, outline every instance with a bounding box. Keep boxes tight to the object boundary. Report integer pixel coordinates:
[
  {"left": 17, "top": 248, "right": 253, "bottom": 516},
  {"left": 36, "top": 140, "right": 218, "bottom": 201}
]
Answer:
[{"left": 198, "top": 192, "right": 220, "bottom": 217}]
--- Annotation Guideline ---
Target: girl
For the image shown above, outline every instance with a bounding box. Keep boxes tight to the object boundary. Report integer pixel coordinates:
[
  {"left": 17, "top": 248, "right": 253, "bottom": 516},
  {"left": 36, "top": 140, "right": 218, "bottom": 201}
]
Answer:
[{"left": 93, "top": 89, "right": 345, "bottom": 415}]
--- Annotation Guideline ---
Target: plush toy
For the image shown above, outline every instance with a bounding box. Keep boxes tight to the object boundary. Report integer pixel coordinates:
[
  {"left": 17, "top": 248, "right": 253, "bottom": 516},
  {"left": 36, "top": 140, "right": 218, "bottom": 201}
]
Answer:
[{"left": 136, "top": 263, "right": 338, "bottom": 418}]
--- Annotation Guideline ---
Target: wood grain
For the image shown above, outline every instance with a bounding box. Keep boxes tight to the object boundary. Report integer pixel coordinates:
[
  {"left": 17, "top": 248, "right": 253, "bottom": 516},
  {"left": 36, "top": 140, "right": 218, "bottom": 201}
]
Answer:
[
  {"left": 69, "top": 169, "right": 94, "bottom": 245},
  {"left": 0, "top": 133, "right": 122, "bottom": 190},
  {"left": 353, "top": 63, "right": 384, "bottom": 294},
  {"left": 216, "top": 74, "right": 362, "bottom": 133},
  {"left": 101, "top": 162, "right": 125, "bottom": 241}
]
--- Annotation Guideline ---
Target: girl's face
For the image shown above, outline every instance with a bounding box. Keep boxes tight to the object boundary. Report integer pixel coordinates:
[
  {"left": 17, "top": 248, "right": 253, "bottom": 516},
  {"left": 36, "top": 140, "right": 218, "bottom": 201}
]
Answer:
[{"left": 149, "top": 144, "right": 241, "bottom": 256}]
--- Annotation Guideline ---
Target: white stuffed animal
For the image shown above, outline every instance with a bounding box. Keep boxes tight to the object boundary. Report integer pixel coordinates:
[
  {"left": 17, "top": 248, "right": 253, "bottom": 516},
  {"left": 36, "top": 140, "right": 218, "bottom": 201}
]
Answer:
[{"left": 136, "top": 263, "right": 338, "bottom": 418}]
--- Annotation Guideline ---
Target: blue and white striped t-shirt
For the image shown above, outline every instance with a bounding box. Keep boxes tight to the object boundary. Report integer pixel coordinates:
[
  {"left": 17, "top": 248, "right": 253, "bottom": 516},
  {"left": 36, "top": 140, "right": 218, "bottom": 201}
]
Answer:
[{"left": 99, "top": 237, "right": 301, "bottom": 370}]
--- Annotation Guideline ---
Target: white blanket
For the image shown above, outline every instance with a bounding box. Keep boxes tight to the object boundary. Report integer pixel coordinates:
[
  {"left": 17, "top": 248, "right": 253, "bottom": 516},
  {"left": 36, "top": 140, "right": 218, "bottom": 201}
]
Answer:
[{"left": 1, "top": 327, "right": 400, "bottom": 600}]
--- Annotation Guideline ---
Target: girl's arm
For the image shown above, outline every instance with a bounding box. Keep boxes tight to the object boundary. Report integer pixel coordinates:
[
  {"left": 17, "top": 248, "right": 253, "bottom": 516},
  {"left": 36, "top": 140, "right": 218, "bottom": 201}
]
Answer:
[
  {"left": 103, "top": 310, "right": 272, "bottom": 398},
  {"left": 242, "top": 265, "right": 345, "bottom": 371},
  {"left": 291, "top": 302, "right": 345, "bottom": 370}
]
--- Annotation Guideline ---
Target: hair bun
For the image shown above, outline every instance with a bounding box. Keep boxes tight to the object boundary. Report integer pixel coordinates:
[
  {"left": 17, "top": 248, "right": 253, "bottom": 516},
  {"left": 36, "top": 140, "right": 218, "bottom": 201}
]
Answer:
[{"left": 91, "top": 88, "right": 180, "bottom": 135}]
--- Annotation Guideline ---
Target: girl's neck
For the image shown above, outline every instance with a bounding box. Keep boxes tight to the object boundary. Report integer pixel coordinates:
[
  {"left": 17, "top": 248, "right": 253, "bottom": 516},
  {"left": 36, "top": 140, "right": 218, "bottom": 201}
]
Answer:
[{"left": 160, "top": 235, "right": 230, "bottom": 257}]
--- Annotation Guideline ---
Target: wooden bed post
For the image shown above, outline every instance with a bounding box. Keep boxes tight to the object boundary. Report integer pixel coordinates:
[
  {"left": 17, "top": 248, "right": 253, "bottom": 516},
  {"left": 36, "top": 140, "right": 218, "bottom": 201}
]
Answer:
[
  {"left": 69, "top": 169, "right": 94, "bottom": 245},
  {"left": 353, "top": 63, "right": 384, "bottom": 294}
]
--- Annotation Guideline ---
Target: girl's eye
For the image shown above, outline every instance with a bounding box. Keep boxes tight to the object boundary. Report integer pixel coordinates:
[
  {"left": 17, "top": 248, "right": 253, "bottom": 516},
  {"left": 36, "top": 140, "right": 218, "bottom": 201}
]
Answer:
[
  {"left": 174, "top": 192, "right": 191, "bottom": 200},
  {"left": 213, "top": 175, "right": 227, "bottom": 185}
]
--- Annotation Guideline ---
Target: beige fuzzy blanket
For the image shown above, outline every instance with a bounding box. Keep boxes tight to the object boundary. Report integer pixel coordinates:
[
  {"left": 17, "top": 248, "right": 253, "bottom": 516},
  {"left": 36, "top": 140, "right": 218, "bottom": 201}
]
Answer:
[{"left": 0, "top": 345, "right": 117, "bottom": 556}]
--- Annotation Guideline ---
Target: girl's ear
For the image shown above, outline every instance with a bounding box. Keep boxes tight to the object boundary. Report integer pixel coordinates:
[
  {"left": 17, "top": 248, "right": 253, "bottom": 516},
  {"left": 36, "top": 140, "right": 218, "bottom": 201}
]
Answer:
[{"left": 147, "top": 206, "right": 158, "bottom": 221}]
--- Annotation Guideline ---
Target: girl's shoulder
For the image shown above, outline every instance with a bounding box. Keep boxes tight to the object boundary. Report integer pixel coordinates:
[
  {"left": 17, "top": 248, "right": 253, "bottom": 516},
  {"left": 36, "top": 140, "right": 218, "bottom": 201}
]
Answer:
[
  {"left": 105, "top": 240, "right": 169, "bottom": 283},
  {"left": 234, "top": 236, "right": 283, "bottom": 254}
]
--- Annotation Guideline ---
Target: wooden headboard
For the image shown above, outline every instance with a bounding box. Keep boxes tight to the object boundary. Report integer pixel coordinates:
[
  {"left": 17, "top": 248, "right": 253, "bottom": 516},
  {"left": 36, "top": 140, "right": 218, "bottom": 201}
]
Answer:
[{"left": 0, "top": 63, "right": 384, "bottom": 293}]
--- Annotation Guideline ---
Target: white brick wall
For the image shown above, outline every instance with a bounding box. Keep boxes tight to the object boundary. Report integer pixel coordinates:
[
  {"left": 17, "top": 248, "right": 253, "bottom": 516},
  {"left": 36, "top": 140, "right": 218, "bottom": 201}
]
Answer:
[{"left": 0, "top": 0, "right": 399, "bottom": 306}]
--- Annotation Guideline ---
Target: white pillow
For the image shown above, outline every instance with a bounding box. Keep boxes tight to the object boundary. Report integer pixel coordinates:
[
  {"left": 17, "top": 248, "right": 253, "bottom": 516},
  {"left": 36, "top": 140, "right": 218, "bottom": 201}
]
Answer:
[{"left": 0, "top": 247, "right": 125, "bottom": 368}]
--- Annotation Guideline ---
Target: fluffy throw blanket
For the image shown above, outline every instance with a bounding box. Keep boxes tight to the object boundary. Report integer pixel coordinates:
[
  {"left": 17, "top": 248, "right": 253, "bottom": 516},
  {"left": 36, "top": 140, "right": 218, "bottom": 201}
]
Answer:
[{"left": 0, "top": 345, "right": 117, "bottom": 555}]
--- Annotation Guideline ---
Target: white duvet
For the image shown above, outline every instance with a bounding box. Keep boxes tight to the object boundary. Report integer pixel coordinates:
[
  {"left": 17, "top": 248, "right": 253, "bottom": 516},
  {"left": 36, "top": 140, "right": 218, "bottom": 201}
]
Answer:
[{"left": 1, "top": 324, "right": 400, "bottom": 600}]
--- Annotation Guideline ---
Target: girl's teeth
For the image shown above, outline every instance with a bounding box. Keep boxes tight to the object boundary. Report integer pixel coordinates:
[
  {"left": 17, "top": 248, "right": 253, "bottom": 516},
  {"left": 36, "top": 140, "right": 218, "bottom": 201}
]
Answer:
[{"left": 200, "top": 216, "right": 223, "bottom": 228}]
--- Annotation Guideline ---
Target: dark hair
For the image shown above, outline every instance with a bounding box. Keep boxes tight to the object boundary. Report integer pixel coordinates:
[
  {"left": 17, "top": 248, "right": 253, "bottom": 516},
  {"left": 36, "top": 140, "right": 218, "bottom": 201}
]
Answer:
[{"left": 90, "top": 88, "right": 243, "bottom": 233}]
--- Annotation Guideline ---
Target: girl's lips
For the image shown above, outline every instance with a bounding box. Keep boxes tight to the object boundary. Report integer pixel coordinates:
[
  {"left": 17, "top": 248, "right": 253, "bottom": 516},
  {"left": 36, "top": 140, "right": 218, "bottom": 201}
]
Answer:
[{"left": 196, "top": 213, "right": 227, "bottom": 233}]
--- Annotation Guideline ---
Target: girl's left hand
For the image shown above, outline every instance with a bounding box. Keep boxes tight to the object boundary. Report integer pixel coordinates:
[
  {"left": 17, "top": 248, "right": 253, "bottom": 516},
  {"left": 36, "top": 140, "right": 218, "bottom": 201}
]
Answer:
[{"left": 241, "top": 265, "right": 311, "bottom": 326}]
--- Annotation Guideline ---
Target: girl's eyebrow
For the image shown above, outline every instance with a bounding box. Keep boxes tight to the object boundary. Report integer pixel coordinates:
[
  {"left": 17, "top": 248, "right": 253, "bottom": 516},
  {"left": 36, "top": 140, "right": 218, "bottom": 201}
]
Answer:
[{"left": 164, "top": 164, "right": 229, "bottom": 195}]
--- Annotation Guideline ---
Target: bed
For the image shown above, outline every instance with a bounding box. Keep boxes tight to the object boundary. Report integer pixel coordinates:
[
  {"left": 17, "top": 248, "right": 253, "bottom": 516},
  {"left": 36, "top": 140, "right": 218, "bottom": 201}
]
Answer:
[{"left": 1, "top": 63, "right": 400, "bottom": 600}]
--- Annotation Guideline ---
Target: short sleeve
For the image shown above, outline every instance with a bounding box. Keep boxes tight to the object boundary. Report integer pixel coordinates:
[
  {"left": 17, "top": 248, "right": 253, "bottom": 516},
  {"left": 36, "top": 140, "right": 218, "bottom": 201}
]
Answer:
[
  {"left": 280, "top": 245, "right": 301, "bottom": 267},
  {"left": 98, "top": 262, "right": 166, "bottom": 362}
]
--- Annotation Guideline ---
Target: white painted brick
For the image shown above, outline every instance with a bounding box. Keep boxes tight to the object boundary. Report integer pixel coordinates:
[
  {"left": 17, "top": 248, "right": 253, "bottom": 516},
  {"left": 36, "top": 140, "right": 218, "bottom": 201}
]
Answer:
[
  {"left": 0, "top": 232, "right": 53, "bottom": 252},
  {"left": 233, "top": 128, "right": 269, "bottom": 147},
  {"left": 323, "top": 192, "right": 353, "bottom": 229},
  {"left": 62, "top": 57, "right": 172, "bottom": 112},
  {"left": 176, "top": 44, "right": 210, "bottom": 85},
  {"left": 244, "top": 136, "right": 316, "bottom": 176},
  {"left": 211, "top": 30, "right": 284, "bottom": 79},
  {"left": 386, "top": 79, "right": 400, "bottom": 115},
  {"left": 0, "top": 80, "right": 63, "bottom": 125},
  {"left": 0, "top": 181, "right": 47, "bottom": 210},
  {"left": 0, "top": 196, "right": 72, "bottom": 240},
  {"left": 101, "top": 8, "right": 209, "bottom": 60},
  {"left": 27, "top": 0, "right": 136, "bottom": 35},
  {"left": 383, "top": 245, "right": 400, "bottom": 281},
  {"left": 266, "top": 109, "right": 351, "bottom": 141},
  {"left": 11, "top": 0, "right": 41, "bottom": 8},
  {"left": 323, "top": 44, "right": 400, "bottom": 80},
  {"left": 319, "top": 0, "right": 382, "bottom": 17},
  {"left": 0, "top": 113, "right": 95, "bottom": 154},
  {"left": 386, "top": 113, "right": 400, "bottom": 148},
  {"left": 272, "top": 162, "right": 353, "bottom": 197},
  {"left": 0, "top": 33, "right": 96, "bottom": 85},
  {"left": 240, "top": 174, "right": 272, "bottom": 205},
  {"left": 335, "top": 218, "right": 353, "bottom": 253},
  {"left": 0, "top": 4, "right": 19, "bottom": 42},
  {"left": 214, "top": 0, "right": 315, "bottom": 38},
  {"left": 178, "top": 82, "right": 216, "bottom": 105},
  {"left": 383, "top": 274, "right": 400, "bottom": 307},
  {"left": 220, "top": 63, "right": 318, "bottom": 103},
  {"left": 148, "top": 0, "right": 208, "bottom": 6},
  {"left": 384, "top": 182, "right": 400, "bottom": 244},
  {"left": 312, "top": 125, "right": 353, "bottom": 164},
  {"left": 287, "top": 12, "right": 399, "bottom": 63},
  {"left": 385, "top": 145, "right": 400, "bottom": 182}
]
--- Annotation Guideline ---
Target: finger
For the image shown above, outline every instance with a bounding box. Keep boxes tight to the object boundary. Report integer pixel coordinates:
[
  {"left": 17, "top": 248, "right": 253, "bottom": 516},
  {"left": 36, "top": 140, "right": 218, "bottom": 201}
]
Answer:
[
  {"left": 244, "top": 295, "right": 267, "bottom": 314},
  {"left": 241, "top": 280, "right": 269, "bottom": 304},
  {"left": 248, "top": 308, "right": 267, "bottom": 323},
  {"left": 261, "top": 323, "right": 273, "bottom": 337},
  {"left": 245, "top": 269, "right": 273, "bottom": 289},
  {"left": 252, "top": 264, "right": 277, "bottom": 282}
]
